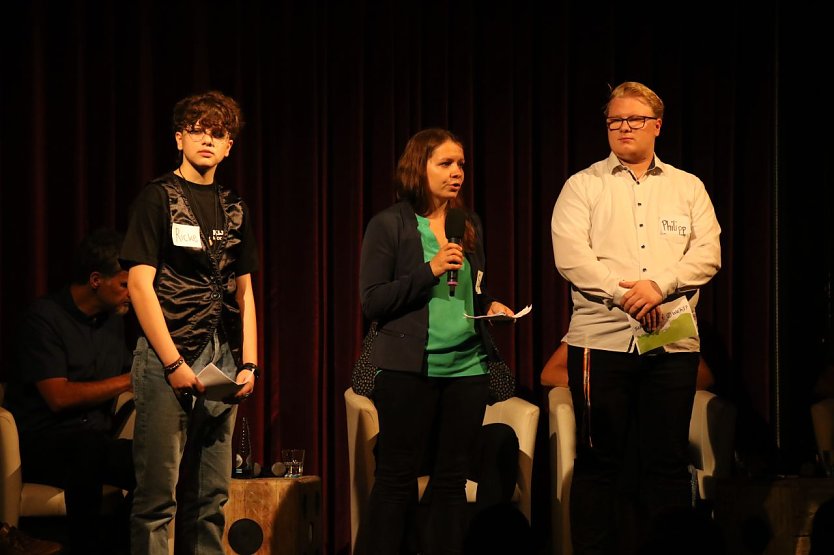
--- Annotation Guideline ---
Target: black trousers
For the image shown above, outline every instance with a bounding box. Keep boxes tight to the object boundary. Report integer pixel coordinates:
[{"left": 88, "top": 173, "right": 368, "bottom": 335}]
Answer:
[
  {"left": 420, "top": 422, "right": 524, "bottom": 555},
  {"left": 459, "top": 423, "right": 533, "bottom": 555},
  {"left": 19, "top": 428, "right": 135, "bottom": 554},
  {"left": 467, "top": 422, "right": 519, "bottom": 511},
  {"left": 360, "top": 370, "right": 490, "bottom": 555},
  {"left": 567, "top": 346, "right": 698, "bottom": 555}
]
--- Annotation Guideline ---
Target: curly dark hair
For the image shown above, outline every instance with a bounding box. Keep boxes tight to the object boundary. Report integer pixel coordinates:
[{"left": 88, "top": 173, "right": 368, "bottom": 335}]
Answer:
[{"left": 172, "top": 90, "right": 244, "bottom": 139}]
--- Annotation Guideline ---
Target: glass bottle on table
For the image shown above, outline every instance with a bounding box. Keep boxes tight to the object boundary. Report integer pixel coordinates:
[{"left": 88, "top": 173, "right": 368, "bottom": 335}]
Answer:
[{"left": 233, "top": 416, "right": 253, "bottom": 478}]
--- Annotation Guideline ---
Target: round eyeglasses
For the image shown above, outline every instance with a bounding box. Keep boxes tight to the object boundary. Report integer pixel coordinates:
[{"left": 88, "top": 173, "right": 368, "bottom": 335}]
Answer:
[
  {"left": 605, "top": 116, "right": 658, "bottom": 131},
  {"left": 183, "top": 126, "right": 230, "bottom": 142}
]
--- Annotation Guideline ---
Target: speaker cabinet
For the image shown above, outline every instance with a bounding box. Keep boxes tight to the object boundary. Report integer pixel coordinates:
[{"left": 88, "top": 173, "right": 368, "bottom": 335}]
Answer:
[{"left": 223, "top": 476, "right": 322, "bottom": 555}]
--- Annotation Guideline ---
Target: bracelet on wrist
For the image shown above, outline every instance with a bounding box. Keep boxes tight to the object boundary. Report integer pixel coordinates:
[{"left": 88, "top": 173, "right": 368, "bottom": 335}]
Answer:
[
  {"left": 237, "top": 362, "right": 260, "bottom": 380},
  {"left": 163, "top": 357, "right": 185, "bottom": 375}
]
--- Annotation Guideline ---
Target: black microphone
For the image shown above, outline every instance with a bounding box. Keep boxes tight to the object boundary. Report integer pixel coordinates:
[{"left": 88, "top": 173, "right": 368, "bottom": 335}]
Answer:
[{"left": 444, "top": 208, "right": 466, "bottom": 296}]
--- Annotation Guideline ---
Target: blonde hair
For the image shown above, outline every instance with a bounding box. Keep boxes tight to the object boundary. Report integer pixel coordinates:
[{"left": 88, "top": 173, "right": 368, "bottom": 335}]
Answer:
[{"left": 605, "top": 82, "right": 664, "bottom": 119}]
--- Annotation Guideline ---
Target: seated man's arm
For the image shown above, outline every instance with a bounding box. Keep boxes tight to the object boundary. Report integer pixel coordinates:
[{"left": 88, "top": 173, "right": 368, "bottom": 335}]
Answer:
[
  {"left": 695, "top": 356, "right": 715, "bottom": 391},
  {"left": 541, "top": 341, "right": 569, "bottom": 387},
  {"left": 19, "top": 298, "right": 133, "bottom": 414},
  {"left": 37, "top": 374, "right": 132, "bottom": 413}
]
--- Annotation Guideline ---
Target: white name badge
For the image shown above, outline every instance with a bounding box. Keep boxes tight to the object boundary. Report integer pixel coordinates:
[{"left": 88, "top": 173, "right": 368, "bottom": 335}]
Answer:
[
  {"left": 475, "top": 270, "right": 484, "bottom": 294},
  {"left": 172, "top": 223, "right": 202, "bottom": 248},
  {"left": 658, "top": 215, "right": 691, "bottom": 237}
]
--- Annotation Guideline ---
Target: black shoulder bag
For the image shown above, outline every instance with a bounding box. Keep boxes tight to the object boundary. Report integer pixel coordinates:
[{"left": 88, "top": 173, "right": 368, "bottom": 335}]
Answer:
[{"left": 351, "top": 322, "right": 379, "bottom": 397}]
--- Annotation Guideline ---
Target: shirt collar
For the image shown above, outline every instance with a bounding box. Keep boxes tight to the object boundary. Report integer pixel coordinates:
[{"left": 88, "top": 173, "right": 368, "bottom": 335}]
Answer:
[
  {"left": 55, "top": 286, "right": 110, "bottom": 328},
  {"left": 606, "top": 152, "right": 666, "bottom": 178}
]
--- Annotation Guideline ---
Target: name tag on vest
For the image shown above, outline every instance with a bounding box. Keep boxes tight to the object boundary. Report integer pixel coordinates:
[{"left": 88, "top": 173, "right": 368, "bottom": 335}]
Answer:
[{"left": 172, "top": 223, "right": 202, "bottom": 248}]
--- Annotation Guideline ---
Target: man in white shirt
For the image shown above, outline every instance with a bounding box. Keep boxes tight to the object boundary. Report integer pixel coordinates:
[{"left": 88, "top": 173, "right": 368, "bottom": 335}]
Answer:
[{"left": 551, "top": 81, "right": 721, "bottom": 555}]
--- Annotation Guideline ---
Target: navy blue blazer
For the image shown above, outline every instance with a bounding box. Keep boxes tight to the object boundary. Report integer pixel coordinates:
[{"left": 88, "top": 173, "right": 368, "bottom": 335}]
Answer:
[{"left": 359, "top": 201, "right": 498, "bottom": 373}]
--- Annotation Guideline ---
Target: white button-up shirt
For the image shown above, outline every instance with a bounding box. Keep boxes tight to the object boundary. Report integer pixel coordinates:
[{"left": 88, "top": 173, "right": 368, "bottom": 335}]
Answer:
[{"left": 551, "top": 152, "right": 721, "bottom": 352}]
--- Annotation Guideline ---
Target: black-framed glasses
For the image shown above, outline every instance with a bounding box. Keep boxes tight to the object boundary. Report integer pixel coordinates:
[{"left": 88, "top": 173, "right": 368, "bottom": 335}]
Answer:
[
  {"left": 183, "top": 126, "right": 230, "bottom": 142},
  {"left": 605, "top": 116, "right": 658, "bottom": 131}
]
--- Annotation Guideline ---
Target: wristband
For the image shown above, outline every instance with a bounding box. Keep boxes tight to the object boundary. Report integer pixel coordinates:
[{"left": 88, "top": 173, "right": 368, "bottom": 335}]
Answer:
[
  {"left": 237, "top": 362, "right": 260, "bottom": 380},
  {"left": 163, "top": 357, "right": 185, "bottom": 375}
]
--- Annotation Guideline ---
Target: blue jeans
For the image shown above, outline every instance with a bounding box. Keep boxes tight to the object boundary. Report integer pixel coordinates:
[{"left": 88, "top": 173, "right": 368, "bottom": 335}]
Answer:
[{"left": 129, "top": 335, "right": 237, "bottom": 555}]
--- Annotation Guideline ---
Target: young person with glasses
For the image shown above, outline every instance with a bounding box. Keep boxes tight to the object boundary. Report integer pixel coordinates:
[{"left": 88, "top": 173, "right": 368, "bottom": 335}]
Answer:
[
  {"left": 121, "top": 90, "right": 260, "bottom": 554},
  {"left": 550, "top": 81, "right": 722, "bottom": 555}
]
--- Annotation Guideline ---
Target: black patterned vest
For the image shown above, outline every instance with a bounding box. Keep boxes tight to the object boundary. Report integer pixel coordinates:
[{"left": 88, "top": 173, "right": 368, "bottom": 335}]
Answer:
[{"left": 154, "top": 174, "right": 245, "bottom": 365}]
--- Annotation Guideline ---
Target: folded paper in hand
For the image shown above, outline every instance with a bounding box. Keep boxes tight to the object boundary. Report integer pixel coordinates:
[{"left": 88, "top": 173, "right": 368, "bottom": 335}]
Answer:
[
  {"left": 196, "top": 362, "right": 244, "bottom": 401},
  {"left": 464, "top": 304, "right": 532, "bottom": 322},
  {"left": 627, "top": 296, "right": 698, "bottom": 354}
]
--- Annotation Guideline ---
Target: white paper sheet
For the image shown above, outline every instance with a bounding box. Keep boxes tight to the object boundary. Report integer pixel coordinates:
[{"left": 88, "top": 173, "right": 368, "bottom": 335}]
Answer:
[
  {"left": 196, "top": 363, "right": 244, "bottom": 401},
  {"left": 464, "top": 304, "right": 532, "bottom": 322}
]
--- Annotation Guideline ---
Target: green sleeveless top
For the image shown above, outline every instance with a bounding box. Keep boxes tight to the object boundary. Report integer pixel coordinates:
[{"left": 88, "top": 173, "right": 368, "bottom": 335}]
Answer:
[{"left": 416, "top": 215, "right": 488, "bottom": 378}]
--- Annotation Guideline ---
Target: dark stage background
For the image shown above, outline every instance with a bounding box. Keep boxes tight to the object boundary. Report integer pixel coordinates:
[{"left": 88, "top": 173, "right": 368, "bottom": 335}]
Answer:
[{"left": 1, "top": 1, "right": 830, "bottom": 552}]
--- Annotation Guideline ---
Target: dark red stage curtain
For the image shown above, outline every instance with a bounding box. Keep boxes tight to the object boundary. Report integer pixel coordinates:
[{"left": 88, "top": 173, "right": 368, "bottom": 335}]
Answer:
[{"left": 4, "top": 1, "right": 824, "bottom": 552}]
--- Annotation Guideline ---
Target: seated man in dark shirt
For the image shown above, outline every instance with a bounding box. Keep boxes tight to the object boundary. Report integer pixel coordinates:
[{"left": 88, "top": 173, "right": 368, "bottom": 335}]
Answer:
[{"left": 2, "top": 228, "right": 135, "bottom": 554}]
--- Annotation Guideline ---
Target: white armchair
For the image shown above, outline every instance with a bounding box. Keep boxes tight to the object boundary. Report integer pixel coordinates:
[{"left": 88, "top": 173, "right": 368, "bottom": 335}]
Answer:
[
  {"left": 548, "top": 387, "right": 736, "bottom": 555},
  {"left": 0, "top": 390, "right": 135, "bottom": 526},
  {"left": 345, "top": 388, "right": 540, "bottom": 553},
  {"left": 687, "top": 390, "right": 737, "bottom": 500}
]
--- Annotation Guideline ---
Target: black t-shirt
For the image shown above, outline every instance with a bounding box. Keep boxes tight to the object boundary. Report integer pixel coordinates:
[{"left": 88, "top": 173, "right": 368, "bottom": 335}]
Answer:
[
  {"left": 121, "top": 174, "right": 259, "bottom": 274},
  {"left": 3, "top": 287, "right": 132, "bottom": 434}
]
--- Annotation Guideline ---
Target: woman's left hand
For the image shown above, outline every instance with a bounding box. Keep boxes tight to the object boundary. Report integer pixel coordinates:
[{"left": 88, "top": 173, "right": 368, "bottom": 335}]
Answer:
[{"left": 487, "top": 301, "right": 514, "bottom": 317}]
